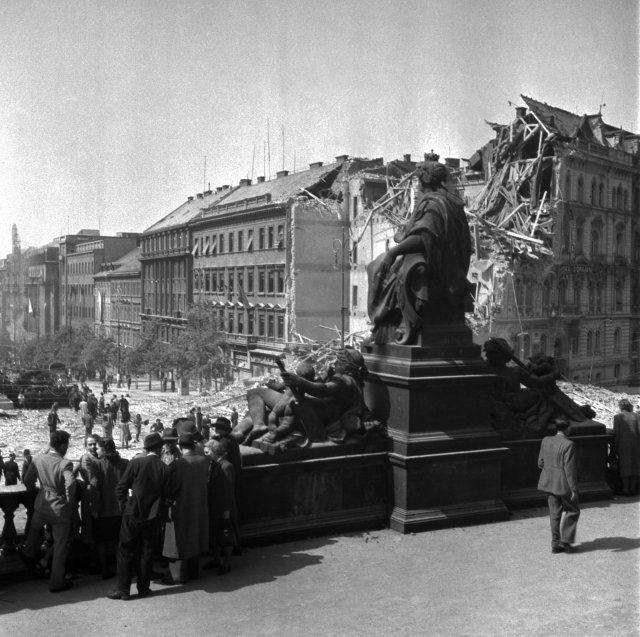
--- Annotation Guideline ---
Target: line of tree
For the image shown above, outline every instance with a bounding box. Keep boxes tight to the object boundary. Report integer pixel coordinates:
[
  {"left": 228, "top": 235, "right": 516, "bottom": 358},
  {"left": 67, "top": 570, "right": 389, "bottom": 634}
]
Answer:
[{"left": 3, "top": 302, "right": 228, "bottom": 391}]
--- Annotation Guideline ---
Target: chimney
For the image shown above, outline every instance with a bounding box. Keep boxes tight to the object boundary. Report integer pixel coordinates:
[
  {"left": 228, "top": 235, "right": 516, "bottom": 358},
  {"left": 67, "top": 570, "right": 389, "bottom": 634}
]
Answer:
[
  {"left": 445, "top": 157, "right": 460, "bottom": 169},
  {"left": 215, "top": 186, "right": 223, "bottom": 193},
  {"left": 239, "top": 178, "right": 252, "bottom": 187},
  {"left": 187, "top": 196, "right": 194, "bottom": 202},
  {"left": 309, "top": 161, "right": 324, "bottom": 169},
  {"left": 515, "top": 106, "right": 527, "bottom": 119},
  {"left": 222, "top": 185, "right": 230, "bottom": 190},
  {"left": 335, "top": 154, "right": 349, "bottom": 162},
  {"left": 256, "top": 176, "right": 265, "bottom": 183},
  {"left": 276, "top": 170, "right": 289, "bottom": 178},
  {"left": 204, "top": 189, "right": 212, "bottom": 196},
  {"left": 196, "top": 193, "right": 203, "bottom": 199},
  {"left": 403, "top": 154, "right": 411, "bottom": 162}
]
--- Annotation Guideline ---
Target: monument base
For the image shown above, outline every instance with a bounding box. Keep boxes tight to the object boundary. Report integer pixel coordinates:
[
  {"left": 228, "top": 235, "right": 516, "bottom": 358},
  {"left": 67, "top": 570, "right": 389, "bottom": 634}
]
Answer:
[{"left": 364, "top": 337, "right": 510, "bottom": 533}]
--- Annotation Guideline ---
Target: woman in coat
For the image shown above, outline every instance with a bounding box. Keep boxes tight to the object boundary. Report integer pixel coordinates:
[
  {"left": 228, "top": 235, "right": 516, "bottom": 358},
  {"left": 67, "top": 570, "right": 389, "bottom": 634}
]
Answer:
[{"left": 613, "top": 399, "right": 640, "bottom": 495}]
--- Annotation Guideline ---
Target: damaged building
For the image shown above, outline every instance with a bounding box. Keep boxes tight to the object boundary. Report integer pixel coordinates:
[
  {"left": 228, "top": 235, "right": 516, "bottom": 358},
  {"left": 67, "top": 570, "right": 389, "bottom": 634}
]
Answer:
[{"left": 467, "top": 96, "right": 640, "bottom": 385}]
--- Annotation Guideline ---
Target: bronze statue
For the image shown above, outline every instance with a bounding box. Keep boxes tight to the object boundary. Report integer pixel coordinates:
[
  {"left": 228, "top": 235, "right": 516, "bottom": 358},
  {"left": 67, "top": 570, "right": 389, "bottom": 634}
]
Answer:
[
  {"left": 235, "top": 349, "right": 383, "bottom": 449},
  {"left": 484, "top": 338, "right": 596, "bottom": 439},
  {"left": 367, "top": 160, "right": 472, "bottom": 345}
]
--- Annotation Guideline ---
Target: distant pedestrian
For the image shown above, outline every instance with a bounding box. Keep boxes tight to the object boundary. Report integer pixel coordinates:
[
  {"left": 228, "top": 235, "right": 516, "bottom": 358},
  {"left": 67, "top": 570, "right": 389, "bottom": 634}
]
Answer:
[
  {"left": 133, "top": 414, "right": 143, "bottom": 443},
  {"left": 17, "top": 391, "right": 26, "bottom": 408},
  {"left": 613, "top": 400, "right": 640, "bottom": 496},
  {"left": 3, "top": 452, "right": 20, "bottom": 485},
  {"left": 47, "top": 402, "right": 61, "bottom": 435},
  {"left": 80, "top": 396, "right": 93, "bottom": 446},
  {"left": 21, "top": 449, "right": 33, "bottom": 480},
  {"left": 126, "top": 374, "right": 132, "bottom": 391},
  {"left": 230, "top": 406, "right": 238, "bottom": 429},
  {"left": 537, "top": 418, "right": 580, "bottom": 553}
]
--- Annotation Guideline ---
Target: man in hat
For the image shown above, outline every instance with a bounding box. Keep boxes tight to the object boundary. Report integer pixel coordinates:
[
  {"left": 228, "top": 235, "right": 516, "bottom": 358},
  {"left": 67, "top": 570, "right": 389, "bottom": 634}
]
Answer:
[
  {"left": 21, "top": 430, "right": 76, "bottom": 593},
  {"left": 174, "top": 418, "right": 205, "bottom": 455},
  {"left": 538, "top": 418, "right": 580, "bottom": 553},
  {"left": 159, "top": 429, "right": 210, "bottom": 584},
  {"left": 366, "top": 158, "right": 471, "bottom": 345},
  {"left": 107, "top": 432, "right": 171, "bottom": 600}
]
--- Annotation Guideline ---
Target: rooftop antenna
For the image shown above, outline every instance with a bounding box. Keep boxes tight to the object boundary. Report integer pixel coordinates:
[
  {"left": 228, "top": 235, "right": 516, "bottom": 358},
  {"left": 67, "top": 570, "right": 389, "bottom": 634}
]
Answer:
[
  {"left": 251, "top": 143, "right": 255, "bottom": 181},
  {"left": 293, "top": 150, "right": 296, "bottom": 173},
  {"left": 267, "top": 117, "right": 271, "bottom": 180},
  {"left": 203, "top": 155, "right": 207, "bottom": 192},
  {"left": 263, "top": 141, "right": 266, "bottom": 179},
  {"left": 282, "top": 125, "right": 285, "bottom": 171}
]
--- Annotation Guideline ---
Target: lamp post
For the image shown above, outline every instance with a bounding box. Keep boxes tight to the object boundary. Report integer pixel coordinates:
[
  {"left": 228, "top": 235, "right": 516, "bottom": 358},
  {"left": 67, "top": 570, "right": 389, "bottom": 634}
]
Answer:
[{"left": 332, "top": 223, "right": 348, "bottom": 348}]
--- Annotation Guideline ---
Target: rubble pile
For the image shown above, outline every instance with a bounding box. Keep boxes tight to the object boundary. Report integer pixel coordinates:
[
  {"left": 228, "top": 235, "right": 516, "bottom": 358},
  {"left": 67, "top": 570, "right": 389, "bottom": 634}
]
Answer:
[{"left": 558, "top": 381, "right": 638, "bottom": 426}]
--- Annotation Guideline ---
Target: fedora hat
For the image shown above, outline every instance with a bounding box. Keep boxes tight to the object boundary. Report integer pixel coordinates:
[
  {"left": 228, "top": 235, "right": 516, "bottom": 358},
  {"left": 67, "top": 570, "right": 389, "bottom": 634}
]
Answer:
[
  {"left": 173, "top": 417, "right": 203, "bottom": 441},
  {"left": 162, "top": 427, "right": 178, "bottom": 442},
  {"left": 143, "top": 432, "right": 163, "bottom": 450},
  {"left": 214, "top": 416, "right": 232, "bottom": 433}
]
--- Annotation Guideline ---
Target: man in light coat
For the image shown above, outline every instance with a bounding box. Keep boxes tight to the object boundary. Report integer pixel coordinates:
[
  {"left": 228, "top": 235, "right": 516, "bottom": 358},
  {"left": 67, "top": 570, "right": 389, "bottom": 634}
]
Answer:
[
  {"left": 21, "top": 430, "right": 76, "bottom": 592},
  {"left": 537, "top": 418, "right": 580, "bottom": 553}
]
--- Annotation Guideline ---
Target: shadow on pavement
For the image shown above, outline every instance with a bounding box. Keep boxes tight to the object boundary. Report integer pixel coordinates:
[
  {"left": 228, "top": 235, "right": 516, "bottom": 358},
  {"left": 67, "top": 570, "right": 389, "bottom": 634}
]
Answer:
[
  {"left": 576, "top": 536, "right": 640, "bottom": 553},
  {"left": 0, "top": 536, "right": 335, "bottom": 615}
]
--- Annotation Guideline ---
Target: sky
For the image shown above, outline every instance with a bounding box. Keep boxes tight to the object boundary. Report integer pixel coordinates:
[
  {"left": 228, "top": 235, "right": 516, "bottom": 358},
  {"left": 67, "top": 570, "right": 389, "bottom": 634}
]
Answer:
[{"left": 0, "top": 0, "right": 638, "bottom": 257}]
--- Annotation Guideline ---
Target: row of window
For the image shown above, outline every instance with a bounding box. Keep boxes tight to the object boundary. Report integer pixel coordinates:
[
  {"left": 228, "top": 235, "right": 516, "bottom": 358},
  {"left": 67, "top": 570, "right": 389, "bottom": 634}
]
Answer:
[
  {"left": 193, "top": 224, "right": 285, "bottom": 257},
  {"left": 515, "top": 326, "right": 625, "bottom": 359},
  {"left": 513, "top": 276, "right": 626, "bottom": 314},
  {"left": 67, "top": 260, "right": 94, "bottom": 274},
  {"left": 142, "top": 230, "right": 188, "bottom": 254},
  {"left": 214, "top": 308, "right": 286, "bottom": 339},
  {"left": 559, "top": 216, "right": 637, "bottom": 259},
  {"left": 565, "top": 172, "right": 631, "bottom": 210},
  {"left": 194, "top": 265, "right": 286, "bottom": 297}
]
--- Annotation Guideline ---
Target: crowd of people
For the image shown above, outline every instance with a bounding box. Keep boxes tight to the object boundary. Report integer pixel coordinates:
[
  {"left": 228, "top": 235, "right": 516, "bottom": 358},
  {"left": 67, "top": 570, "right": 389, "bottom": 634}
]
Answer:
[{"left": 13, "top": 411, "right": 242, "bottom": 597}]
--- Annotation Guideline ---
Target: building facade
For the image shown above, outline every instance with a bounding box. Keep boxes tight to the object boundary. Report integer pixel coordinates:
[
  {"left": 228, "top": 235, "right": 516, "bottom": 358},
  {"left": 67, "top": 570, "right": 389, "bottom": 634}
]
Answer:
[
  {"left": 472, "top": 97, "right": 640, "bottom": 385},
  {"left": 94, "top": 246, "right": 142, "bottom": 374}
]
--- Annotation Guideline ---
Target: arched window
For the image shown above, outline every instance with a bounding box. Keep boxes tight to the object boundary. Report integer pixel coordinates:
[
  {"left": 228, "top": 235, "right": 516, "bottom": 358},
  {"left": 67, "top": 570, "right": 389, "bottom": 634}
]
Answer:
[
  {"left": 573, "top": 277, "right": 582, "bottom": 309},
  {"left": 523, "top": 333, "right": 531, "bottom": 358},
  {"left": 615, "top": 279, "right": 624, "bottom": 311},
  {"left": 632, "top": 331, "right": 639, "bottom": 355},
  {"left": 577, "top": 175, "right": 584, "bottom": 203},
  {"left": 617, "top": 184, "right": 623, "bottom": 209},
  {"left": 558, "top": 279, "right": 567, "bottom": 307},
  {"left": 613, "top": 328, "right": 621, "bottom": 353},
  {"left": 591, "top": 220, "right": 602, "bottom": 256},
  {"left": 615, "top": 223, "right": 625, "bottom": 257},
  {"left": 590, "top": 178, "right": 597, "bottom": 205},
  {"left": 542, "top": 280, "right": 551, "bottom": 308},
  {"left": 565, "top": 171, "right": 572, "bottom": 200},
  {"left": 575, "top": 219, "right": 584, "bottom": 255},
  {"left": 595, "top": 329, "right": 601, "bottom": 353},
  {"left": 554, "top": 337, "right": 563, "bottom": 357},
  {"left": 598, "top": 182, "right": 604, "bottom": 207},
  {"left": 586, "top": 330, "right": 593, "bottom": 355},
  {"left": 596, "top": 282, "right": 603, "bottom": 313},
  {"left": 623, "top": 189, "right": 629, "bottom": 210},
  {"left": 612, "top": 186, "right": 618, "bottom": 209},
  {"left": 588, "top": 281, "right": 595, "bottom": 314}
]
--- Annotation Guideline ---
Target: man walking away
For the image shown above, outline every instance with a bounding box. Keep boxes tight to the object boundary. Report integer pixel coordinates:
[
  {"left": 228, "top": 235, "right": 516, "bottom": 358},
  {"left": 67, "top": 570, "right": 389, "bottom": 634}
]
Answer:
[{"left": 538, "top": 418, "right": 580, "bottom": 553}]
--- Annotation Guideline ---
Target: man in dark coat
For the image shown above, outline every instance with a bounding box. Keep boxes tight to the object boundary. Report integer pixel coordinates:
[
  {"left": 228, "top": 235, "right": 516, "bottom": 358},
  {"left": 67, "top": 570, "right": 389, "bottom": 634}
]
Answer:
[
  {"left": 3, "top": 452, "right": 19, "bottom": 485},
  {"left": 538, "top": 418, "right": 580, "bottom": 553},
  {"left": 47, "top": 402, "right": 61, "bottom": 435},
  {"left": 107, "top": 433, "right": 171, "bottom": 600}
]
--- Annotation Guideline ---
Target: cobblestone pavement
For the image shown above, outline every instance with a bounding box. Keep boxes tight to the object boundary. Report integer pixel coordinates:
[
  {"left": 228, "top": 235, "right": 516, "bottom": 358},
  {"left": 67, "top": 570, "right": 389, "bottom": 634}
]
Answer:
[{"left": 0, "top": 495, "right": 638, "bottom": 637}]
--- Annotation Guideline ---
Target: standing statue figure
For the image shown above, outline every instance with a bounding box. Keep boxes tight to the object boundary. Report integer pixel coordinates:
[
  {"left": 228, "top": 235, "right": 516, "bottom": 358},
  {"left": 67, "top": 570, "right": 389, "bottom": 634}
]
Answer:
[{"left": 367, "top": 159, "right": 472, "bottom": 345}]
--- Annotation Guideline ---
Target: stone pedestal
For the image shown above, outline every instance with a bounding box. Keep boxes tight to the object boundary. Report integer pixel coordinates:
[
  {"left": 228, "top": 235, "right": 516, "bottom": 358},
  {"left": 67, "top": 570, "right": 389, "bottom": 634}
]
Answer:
[{"left": 364, "top": 335, "right": 510, "bottom": 533}]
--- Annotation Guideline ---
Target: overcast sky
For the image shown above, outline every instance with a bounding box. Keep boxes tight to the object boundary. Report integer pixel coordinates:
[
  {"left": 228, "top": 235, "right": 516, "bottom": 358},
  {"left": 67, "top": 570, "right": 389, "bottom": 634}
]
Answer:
[{"left": 0, "top": 0, "right": 638, "bottom": 257}]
